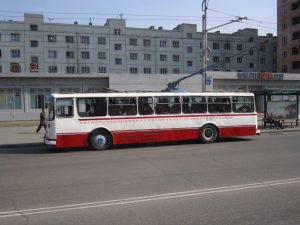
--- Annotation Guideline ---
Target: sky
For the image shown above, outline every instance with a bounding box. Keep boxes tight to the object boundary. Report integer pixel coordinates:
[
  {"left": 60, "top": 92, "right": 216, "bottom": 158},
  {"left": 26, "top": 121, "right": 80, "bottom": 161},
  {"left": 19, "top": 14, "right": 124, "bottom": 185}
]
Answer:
[{"left": 0, "top": 0, "right": 277, "bottom": 36}]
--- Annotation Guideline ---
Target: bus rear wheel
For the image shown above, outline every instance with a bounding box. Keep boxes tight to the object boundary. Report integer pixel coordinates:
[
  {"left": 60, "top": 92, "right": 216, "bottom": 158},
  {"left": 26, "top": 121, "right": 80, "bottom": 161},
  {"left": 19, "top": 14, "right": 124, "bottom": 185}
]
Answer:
[
  {"left": 200, "top": 124, "right": 218, "bottom": 144},
  {"left": 90, "top": 130, "right": 111, "bottom": 150}
]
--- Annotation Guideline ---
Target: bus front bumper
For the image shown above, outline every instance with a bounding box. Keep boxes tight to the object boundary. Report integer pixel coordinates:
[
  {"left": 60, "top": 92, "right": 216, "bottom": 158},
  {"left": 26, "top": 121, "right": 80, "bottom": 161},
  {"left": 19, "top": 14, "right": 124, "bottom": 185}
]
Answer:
[{"left": 44, "top": 135, "right": 56, "bottom": 146}]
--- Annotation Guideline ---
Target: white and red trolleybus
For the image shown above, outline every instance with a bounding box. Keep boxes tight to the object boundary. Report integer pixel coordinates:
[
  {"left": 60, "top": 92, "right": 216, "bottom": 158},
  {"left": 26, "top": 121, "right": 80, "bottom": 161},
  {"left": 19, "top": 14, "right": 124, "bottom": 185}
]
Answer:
[{"left": 44, "top": 92, "right": 259, "bottom": 150}]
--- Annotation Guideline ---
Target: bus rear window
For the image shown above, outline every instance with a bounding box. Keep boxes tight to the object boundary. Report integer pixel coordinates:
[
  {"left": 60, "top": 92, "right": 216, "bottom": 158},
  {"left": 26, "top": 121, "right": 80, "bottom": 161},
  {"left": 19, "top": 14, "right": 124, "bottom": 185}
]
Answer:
[{"left": 56, "top": 98, "right": 73, "bottom": 118}]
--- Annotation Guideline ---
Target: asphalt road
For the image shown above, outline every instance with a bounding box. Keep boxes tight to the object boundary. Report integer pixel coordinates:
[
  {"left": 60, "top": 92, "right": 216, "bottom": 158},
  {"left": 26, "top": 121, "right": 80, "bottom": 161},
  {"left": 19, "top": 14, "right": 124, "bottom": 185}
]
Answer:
[{"left": 0, "top": 132, "right": 300, "bottom": 225}]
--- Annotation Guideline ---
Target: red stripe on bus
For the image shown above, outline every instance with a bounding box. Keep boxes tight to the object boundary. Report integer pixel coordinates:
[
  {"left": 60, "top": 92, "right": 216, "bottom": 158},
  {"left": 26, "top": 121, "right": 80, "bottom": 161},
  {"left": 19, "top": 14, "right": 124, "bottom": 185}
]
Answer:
[{"left": 55, "top": 125, "right": 256, "bottom": 148}]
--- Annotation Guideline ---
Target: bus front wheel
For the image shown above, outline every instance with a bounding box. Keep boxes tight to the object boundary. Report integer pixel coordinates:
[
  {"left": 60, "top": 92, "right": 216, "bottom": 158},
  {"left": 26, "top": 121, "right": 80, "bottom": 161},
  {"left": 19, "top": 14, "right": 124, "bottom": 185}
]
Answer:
[
  {"left": 200, "top": 124, "right": 218, "bottom": 144},
  {"left": 90, "top": 130, "right": 111, "bottom": 150}
]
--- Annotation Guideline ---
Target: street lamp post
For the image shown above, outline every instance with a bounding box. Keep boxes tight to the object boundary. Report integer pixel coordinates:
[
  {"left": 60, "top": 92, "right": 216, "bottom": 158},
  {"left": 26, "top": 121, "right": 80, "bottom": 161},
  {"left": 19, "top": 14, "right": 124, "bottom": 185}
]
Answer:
[{"left": 202, "top": 0, "right": 209, "bottom": 92}]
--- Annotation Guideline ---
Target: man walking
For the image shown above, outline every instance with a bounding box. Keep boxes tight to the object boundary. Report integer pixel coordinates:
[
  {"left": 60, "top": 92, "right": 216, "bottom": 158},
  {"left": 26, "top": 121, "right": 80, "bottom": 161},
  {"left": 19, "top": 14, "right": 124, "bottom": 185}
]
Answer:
[{"left": 36, "top": 108, "right": 46, "bottom": 133}]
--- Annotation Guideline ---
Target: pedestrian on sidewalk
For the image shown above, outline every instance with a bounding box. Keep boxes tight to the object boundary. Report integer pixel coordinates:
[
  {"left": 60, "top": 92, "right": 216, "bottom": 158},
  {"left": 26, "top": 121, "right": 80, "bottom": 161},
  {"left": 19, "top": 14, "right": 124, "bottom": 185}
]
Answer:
[{"left": 36, "top": 108, "right": 46, "bottom": 133}]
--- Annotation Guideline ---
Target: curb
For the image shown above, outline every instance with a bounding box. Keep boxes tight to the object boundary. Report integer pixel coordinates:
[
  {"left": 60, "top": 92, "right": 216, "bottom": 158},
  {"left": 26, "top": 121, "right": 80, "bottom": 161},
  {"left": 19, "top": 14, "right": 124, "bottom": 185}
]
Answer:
[{"left": 0, "top": 121, "right": 39, "bottom": 127}]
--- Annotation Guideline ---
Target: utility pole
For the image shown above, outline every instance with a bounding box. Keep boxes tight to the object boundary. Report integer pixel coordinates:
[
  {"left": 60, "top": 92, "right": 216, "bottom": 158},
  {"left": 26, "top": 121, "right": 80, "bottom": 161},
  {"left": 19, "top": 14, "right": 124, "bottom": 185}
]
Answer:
[{"left": 202, "top": 0, "right": 209, "bottom": 92}]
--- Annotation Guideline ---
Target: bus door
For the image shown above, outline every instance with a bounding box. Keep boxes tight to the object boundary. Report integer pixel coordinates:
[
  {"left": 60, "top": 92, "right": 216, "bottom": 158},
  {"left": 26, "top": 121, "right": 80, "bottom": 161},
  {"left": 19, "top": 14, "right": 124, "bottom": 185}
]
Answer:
[{"left": 46, "top": 98, "right": 74, "bottom": 142}]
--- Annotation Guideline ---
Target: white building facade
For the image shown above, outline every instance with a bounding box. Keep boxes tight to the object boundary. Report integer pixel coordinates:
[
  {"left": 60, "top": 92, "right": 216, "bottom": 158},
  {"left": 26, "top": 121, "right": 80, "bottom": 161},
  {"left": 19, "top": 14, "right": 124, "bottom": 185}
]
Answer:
[{"left": 0, "top": 13, "right": 287, "bottom": 121}]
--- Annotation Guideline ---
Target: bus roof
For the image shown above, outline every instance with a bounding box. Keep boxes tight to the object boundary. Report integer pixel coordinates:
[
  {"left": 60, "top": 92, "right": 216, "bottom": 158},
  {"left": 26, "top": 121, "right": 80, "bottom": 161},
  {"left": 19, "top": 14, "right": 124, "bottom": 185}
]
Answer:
[{"left": 51, "top": 92, "right": 254, "bottom": 98}]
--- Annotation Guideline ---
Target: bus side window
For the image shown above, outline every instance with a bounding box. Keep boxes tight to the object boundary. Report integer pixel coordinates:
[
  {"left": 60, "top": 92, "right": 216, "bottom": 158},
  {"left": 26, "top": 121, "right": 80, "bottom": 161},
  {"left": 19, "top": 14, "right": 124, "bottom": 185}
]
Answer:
[
  {"left": 138, "top": 97, "right": 154, "bottom": 115},
  {"left": 232, "top": 96, "right": 254, "bottom": 113},
  {"left": 208, "top": 97, "right": 231, "bottom": 113}
]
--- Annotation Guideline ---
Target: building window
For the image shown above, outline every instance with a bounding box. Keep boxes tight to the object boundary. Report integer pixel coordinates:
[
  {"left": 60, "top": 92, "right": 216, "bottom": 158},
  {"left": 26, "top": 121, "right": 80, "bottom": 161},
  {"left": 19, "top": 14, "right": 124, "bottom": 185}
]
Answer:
[
  {"left": 173, "top": 41, "right": 180, "bottom": 48},
  {"left": 260, "top": 58, "right": 266, "bottom": 64},
  {"left": 173, "top": 55, "right": 180, "bottom": 62},
  {"left": 31, "top": 56, "right": 38, "bottom": 64},
  {"left": 0, "top": 66, "right": 2, "bottom": 73},
  {"left": 98, "top": 52, "right": 106, "bottom": 59},
  {"left": 48, "top": 51, "right": 57, "bottom": 58},
  {"left": 0, "top": 88, "right": 22, "bottom": 110},
  {"left": 249, "top": 50, "right": 254, "bottom": 55},
  {"left": 115, "top": 58, "right": 122, "bottom": 65},
  {"left": 160, "top": 54, "right": 167, "bottom": 61},
  {"left": 225, "top": 57, "right": 231, "bottom": 63},
  {"left": 282, "top": 22, "right": 287, "bottom": 30},
  {"left": 282, "top": 51, "right": 288, "bottom": 58},
  {"left": 48, "top": 66, "right": 57, "bottom": 73},
  {"left": 160, "top": 68, "right": 167, "bottom": 74},
  {"left": 11, "top": 33, "right": 20, "bottom": 42},
  {"left": 30, "top": 40, "right": 38, "bottom": 47},
  {"left": 187, "top": 47, "right": 193, "bottom": 53},
  {"left": 98, "top": 37, "right": 106, "bottom": 45},
  {"left": 293, "top": 31, "right": 300, "bottom": 40},
  {"left": 292, "top": 61, "right": 300, "bottom": 69},
  {"left": 213, "top": 56, "right": 219, "bottom": 63},
  {"left": 0, "top": 49, "right": 2, "bottom": 58},
  {"left": 237, "top": 57, "right": 243, "bottom": 63},
  {"left": 11, "top": 50, "right": 20, "bottom": 58},
  {"left": 224, "top": 43, "right": 231, "bottom": 50},
  {"left": 98, "top": 67, "right": 106, "bottom": 73},
  {"left": 144, "top": 54, "right": 151, "bottom": 61},
  {"left": 130, "top": 53, "right": 138, "bottom": 60},
  {"left": 213, "top": 43, "right": 219, "bottom": 49},
  {"left": 48, "top": 35, "right": 56, "bottom": 42},
  {"left": 173, "top": 68, "right": 180, "bottom": 74},
  {"left": 249, "top": 37, "right": 254, "bottom": 42},
  {"left": 187, "top": 60, "right": 193, "bottom": 67},
  {"left": 65, "top": 36, "right": 74, "bottom": 43},
  {"left": 130, "top": 38, "right": 137, "bottom": 46},
  {"left": 114, "top": 29, "right": 121, "bottom": 35},
  {"left": 282, "top": 36, "right": 288, "bottom": 45},
  {"left": 114, "top": 44, "right": 122, "bottom": 50},
  {"left": 30, "top": 24, "right": 38, "bottom": 31},
  {"left": 282, "top": 65, "right": 287, "bottom": 72},
  {"left": 130, "top": 67, "right": 138, "bottom": 74},
  {"left": 66, "top": 51, "right": 75, "bottom": 59},
  {"left": 81, "top": 66, "right": 90, "bottom": 73},
  {"left": 66, "top": 66, "right": 75, "bottom": 74},
  {"left": 30, "top": 88, "right": 51, "bottom": 109},
  {"left": 144, "top": 68, "right": 151, "bottom": 74},
  {"left": 292, "top": 16, "right": 300, "bottom": 25},
  {"left": 292, "top": 47, "right": 300, "bottom": 55},
  {"left": 160, "top": 40, "right": 167, "bottom": 47},
  {"left": 237, "top": 44, "right": 243, "bottom": 50},
  {"left": 187, "top": 33, "right": 193, "bottom": 39},
  {"left": 249, "top": 62, "right": 254, "bottom": 68},
  {"left": 81, "top": 36, "right": 89, "bottom": 44},
  {"left": 143, "top": 39, "right": 151, "bottom": 47},
  {"left": 292, "top": 2, "right": 300, "bottom": 10},
  {"left": 81, "top": 51, "right": 90, "bottom": 59}
]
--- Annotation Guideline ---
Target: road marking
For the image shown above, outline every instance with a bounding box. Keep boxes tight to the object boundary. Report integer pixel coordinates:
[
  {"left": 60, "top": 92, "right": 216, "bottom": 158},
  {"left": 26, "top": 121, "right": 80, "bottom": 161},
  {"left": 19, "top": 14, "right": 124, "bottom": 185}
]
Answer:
[{"left": 1, "top": 177, "right": 300, "bottom": 218}]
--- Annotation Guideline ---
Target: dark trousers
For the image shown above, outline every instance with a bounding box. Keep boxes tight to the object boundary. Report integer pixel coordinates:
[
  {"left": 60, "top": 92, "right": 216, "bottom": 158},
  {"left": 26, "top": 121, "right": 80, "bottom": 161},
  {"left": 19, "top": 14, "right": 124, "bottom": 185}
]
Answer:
[{"left": 36, "top": 121, "right": 46, "bottom": 133}]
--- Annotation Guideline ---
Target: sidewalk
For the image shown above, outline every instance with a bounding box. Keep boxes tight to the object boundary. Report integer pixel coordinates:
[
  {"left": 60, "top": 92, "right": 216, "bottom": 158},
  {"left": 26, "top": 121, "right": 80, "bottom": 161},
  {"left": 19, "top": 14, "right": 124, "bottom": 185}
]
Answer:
[
  {"left": 0, "top": 123, "right": 299, "bottom": 147},
  {"left": 0, "top": 126, "right": 45, "bottom": 146}
]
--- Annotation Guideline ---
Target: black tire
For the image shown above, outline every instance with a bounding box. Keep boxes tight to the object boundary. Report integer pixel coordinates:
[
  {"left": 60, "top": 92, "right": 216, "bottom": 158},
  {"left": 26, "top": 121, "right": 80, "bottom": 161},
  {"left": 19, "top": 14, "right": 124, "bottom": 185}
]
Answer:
[
  {"left": 200, "top": 124, "right": 218, "bottom": 144},
  {"left": 89, "top": 130, "right": 111, "bottom": 150}
]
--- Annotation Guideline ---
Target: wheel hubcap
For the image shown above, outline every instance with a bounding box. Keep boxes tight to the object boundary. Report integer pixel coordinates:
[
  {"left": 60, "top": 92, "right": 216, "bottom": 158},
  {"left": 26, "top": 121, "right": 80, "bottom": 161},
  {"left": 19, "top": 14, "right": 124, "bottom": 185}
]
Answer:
[
  {"left": 95, "top": 135, "right": 106, "bottom": 146},
  {"left": 204, "top": 128, "right": 213, "bottom": 139}
]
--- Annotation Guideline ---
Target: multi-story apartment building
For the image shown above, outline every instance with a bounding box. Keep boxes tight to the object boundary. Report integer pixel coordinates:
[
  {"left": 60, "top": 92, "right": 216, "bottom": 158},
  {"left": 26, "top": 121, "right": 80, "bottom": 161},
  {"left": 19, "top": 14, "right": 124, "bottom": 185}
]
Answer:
[
  {"left": 277, "top": 0, "right": 300, "bottom": 73},
  {"left": 0, "top": 13, "right": 279, "bottom": 121},
  {"left": 0, "top": 13, "right": 276, "bottom": 75}
]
